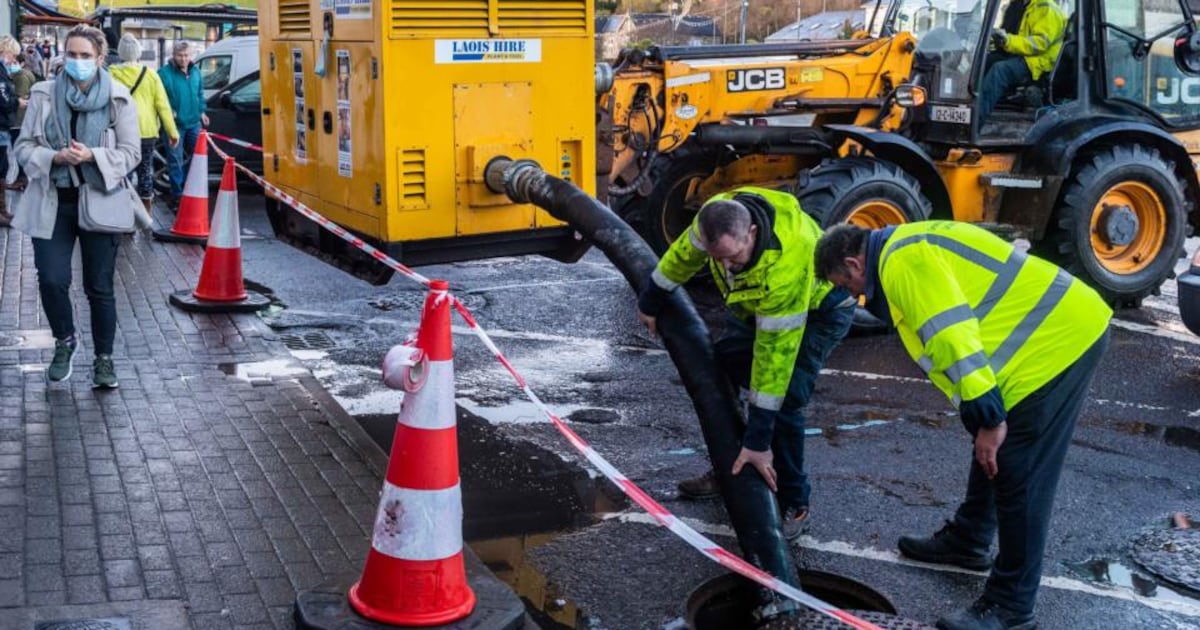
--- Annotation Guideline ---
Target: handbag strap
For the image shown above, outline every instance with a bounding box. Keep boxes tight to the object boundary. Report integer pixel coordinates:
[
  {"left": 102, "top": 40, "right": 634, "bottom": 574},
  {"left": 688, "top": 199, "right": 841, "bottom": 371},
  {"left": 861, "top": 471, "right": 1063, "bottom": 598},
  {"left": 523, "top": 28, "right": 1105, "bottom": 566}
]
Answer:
[{"left": 129, "top": 66, "right": 147, "bottom": 95}]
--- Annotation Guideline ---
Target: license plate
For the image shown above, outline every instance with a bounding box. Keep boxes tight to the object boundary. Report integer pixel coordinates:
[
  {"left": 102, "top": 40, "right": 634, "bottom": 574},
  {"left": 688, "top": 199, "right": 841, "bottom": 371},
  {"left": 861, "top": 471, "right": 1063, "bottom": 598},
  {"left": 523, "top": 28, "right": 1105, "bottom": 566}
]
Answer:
[{"left": 931, "top": 105, "right": 972, "bottom": 125}]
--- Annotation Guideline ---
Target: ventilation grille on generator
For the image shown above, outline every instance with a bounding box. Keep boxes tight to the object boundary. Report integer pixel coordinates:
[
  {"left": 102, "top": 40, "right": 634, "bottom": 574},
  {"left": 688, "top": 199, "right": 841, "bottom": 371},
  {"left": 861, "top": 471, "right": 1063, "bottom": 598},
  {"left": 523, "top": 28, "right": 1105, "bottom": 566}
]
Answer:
[
  {"left": 279, "top": 0, "right": 311, "bottom": 35},
  {"left": 400, "top": 149, "right": 427, "bottom": 206},
  {"left": 390, "top": 0, "right": 588, "bottom": 36},
  {"left": 498, "top": 0, "right": 587, "bottom": 33},
  {"left": 391, "top": 0, "right": 489, "bottom": 35}
]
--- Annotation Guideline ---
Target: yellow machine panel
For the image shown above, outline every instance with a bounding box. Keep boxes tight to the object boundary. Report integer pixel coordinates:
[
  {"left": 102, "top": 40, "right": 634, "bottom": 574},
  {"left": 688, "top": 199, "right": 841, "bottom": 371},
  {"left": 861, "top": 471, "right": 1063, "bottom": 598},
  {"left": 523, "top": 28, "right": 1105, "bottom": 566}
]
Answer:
[{"left": 259, "top": 0, "right": 596, "bottom": 279}]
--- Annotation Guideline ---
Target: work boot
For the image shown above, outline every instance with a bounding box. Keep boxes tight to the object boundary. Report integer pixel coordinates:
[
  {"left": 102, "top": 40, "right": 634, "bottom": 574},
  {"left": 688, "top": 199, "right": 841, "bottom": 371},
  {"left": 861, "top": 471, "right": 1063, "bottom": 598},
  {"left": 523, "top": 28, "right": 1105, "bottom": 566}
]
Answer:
[
  {"left": 898, "top": 521, "right": 992, "bottom": 571},
  {"left": 936, "top": 598, "right": 1036, "bottom": 630},
  {"left": 92, "top": 355, "right": 118, "bottom": 389},
  {"left": 781, "top": 505, "right": 810, "bottom": 542},
  {"left": 47, "top": 337, "right": 78, "bottom": 382},
  {"left": 677, "top": 469, "right": 720, "bottom": 500}
]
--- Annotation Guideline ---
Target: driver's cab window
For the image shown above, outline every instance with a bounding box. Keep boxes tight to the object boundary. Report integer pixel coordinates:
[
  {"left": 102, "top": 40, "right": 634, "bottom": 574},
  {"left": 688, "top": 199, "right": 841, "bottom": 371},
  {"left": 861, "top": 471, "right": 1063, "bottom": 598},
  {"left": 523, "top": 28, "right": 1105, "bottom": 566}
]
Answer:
[
  {"left": 1102, "top": 0, "right": 1200, "bottom": 125},
  {"left": 895, "top": 0, "right": 987, "bottom": 101},
  {"left": 230, "top": 79, "right": 261, "bottom": 106}
]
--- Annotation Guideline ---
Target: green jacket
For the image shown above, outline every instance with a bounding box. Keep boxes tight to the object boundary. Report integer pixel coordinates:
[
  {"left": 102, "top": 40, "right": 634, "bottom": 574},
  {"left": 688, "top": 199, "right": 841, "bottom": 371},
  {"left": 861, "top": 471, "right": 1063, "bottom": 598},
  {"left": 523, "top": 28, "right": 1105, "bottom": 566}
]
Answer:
[
  {"left": 650, "top": 186, "right": 834, "bottom": 449},
  {"left": 1002, "top": 0, "right": 1067, "bottom": 80},
  {"left": 158, "top": 61, "right": 206, "bottom": 129},
  {"left": 110, "top": 64, "right": 179, "bottom": 140},
  {"left": 9, "top": 68, "right": 35, "bottom": 128},
  {"left": 876, "top": 221, "right": 1110, "bottom": 411}
]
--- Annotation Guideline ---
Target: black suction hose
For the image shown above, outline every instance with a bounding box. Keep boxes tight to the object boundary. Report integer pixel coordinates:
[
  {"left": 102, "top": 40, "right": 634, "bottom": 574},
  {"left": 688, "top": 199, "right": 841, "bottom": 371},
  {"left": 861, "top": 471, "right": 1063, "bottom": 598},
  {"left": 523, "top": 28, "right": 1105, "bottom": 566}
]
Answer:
[{"left": 484, "top": 158, "right": 799, "bottom": 590}]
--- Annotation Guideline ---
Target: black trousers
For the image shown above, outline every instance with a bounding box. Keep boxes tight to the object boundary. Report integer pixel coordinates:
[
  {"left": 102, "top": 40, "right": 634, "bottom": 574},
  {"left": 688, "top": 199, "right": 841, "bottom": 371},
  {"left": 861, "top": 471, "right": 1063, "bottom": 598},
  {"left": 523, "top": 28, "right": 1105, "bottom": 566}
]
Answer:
[{"left": 952, "top": 329, "right": 1110, "bottom": 615}]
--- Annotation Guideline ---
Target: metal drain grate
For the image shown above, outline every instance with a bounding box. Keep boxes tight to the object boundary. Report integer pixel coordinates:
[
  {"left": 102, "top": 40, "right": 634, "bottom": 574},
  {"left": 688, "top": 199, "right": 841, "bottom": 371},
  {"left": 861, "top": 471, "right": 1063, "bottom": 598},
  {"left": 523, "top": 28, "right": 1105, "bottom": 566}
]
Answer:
[
  {"left": 763, "top": 610, "right": 934, "bottom": 629},
  {"left": 1132, "top": 527, "right": 1200, "bottom": 592},
  {"left": 280, "top": 331, "right": 338, "bottom": 351},
  {"left": 368, "top": 292, "right": 485, "bottom": 312},
  {"left": 36, "top": 619, "right": 132, "bottom": 630}
]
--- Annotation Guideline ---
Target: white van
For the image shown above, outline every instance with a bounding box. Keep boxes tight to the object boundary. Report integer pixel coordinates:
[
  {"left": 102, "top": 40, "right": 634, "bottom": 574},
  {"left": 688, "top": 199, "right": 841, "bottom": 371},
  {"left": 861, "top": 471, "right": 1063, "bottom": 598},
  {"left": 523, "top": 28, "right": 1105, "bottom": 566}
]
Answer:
[{"left": 195, "top": 35, "right": 260, "bottom": 99}]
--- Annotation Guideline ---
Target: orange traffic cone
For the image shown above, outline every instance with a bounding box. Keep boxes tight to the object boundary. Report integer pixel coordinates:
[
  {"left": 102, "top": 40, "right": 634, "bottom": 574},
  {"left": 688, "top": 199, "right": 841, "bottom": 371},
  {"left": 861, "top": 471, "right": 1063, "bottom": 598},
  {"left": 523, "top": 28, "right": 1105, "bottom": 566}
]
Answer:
[
  {"left": 169, "top": 158, "right": 269, "bottom": 313},
  {"left": 153, "top": 129, "right": 210, "bottom": 244},
  {"left": 348, "top": 280, "right": 476, "bottom": 626}
]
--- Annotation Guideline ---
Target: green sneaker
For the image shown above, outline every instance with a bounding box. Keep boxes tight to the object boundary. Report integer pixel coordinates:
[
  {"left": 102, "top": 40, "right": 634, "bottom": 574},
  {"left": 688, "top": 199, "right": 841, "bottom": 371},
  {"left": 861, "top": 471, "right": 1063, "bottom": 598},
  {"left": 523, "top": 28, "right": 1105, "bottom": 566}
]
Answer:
[
  {"left": 47, "top": 338, "right": 77, "bottom": 382},
  {"left": 93, "top": 355, "right": 118, "bottom": 389}
]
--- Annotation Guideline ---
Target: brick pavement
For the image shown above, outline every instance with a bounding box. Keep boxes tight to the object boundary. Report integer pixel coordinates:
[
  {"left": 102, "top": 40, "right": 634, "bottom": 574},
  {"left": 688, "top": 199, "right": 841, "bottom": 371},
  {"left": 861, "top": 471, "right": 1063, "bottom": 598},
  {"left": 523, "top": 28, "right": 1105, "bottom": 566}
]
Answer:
[{"left": 0, "top": 223, "right": 394, "bottom": 629}]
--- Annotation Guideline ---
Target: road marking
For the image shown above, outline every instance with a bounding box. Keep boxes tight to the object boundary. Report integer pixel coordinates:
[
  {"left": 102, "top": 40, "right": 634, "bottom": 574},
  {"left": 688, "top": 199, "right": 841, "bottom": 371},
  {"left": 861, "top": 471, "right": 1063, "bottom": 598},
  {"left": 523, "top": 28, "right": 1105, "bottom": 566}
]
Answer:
[
  {"left": 607, "top": 512, "right": 1200, "bottom": 619},
  {"left": 820, "top": 368, "right": 926, "bottom": 384},
  {"left": 1111, "top": 318, "right": 1200, "bottom": 346}
]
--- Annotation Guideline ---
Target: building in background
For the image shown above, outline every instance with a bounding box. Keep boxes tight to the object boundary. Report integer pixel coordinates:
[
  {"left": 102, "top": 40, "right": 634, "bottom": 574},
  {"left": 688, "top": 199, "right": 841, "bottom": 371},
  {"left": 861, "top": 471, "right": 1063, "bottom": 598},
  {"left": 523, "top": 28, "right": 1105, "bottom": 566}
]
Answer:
[{"left": 596, "top": 12, "right": 721, "bottom": 60}]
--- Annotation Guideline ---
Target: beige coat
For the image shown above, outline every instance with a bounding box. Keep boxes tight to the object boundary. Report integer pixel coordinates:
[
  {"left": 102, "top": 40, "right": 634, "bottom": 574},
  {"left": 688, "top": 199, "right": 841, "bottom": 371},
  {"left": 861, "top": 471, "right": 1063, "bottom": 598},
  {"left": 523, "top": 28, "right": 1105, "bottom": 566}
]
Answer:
[{"left": 11, "top": 78, "right": 141, "bottom": 240}]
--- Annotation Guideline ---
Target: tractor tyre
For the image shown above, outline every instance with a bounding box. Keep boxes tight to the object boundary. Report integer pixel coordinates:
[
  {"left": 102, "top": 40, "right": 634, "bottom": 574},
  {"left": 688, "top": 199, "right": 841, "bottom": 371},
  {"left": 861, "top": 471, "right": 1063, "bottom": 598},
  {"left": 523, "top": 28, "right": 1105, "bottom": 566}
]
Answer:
[
  {"left": 620, "top": 152, "right": 719, "bottom": 255},
  {"left": 794, "top": 157, "right": 933, "bottom": 228},
  {"left": 1040, "top": 144, "right": 1187, "bottom": 308}
]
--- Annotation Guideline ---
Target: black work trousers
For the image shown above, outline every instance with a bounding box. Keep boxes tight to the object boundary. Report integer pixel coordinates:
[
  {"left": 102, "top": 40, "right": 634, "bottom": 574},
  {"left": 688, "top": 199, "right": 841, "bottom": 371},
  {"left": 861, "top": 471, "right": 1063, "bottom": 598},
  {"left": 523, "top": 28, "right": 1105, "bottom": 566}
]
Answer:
[{"left": 952, "top": 329, "right": 1109, "bottom": 615}]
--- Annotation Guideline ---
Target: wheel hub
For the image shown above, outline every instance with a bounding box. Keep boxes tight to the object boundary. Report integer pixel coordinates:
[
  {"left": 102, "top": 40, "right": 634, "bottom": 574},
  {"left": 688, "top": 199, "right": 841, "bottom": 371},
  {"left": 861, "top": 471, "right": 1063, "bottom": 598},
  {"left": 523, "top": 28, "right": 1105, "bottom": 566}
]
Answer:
[{"left": 1098, "top": 203, "right": 1140, "bottom": 247}]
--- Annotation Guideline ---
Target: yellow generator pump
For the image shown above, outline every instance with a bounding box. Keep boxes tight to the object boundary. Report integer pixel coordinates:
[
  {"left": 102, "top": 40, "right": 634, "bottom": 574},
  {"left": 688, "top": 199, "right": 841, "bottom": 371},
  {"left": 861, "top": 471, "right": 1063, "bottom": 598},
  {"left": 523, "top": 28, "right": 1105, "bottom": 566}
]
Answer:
[{"left": 258, "top": 0, "right": 596, "bottom": 283}]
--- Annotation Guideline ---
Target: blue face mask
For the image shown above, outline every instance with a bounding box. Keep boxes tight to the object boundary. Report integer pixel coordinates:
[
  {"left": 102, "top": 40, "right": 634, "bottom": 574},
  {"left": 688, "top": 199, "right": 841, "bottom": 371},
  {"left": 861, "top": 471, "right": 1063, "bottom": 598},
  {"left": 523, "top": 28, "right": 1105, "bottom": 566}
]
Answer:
[
  {"left": 64, "top": 58, "right": 97, "bottom": 82},
  {"left": 5, "top": 64, "right": 18, "bottom": 75}
]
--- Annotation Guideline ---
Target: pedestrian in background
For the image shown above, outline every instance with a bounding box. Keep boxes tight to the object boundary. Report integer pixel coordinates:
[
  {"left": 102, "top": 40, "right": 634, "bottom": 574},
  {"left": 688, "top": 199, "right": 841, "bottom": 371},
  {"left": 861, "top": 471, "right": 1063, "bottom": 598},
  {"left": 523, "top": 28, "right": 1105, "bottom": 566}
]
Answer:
[
  {"left": 636, "top": 186, "right": 855, "bottom": 541},
  {"left": 158, "top": 41, "right": 207, "bottom": 210},
  {"left": 23, "top": 44, "right": 44, "bottom": 80},
  {"left": 8, "top": 47, "right": 39, "bottom": 193},
  {"left": 815, "top": 221, "right": 1110, "bottom": 630},
  {"left": 11, "top": 24, "right": 141, "bottom": 388},
  {"left": 110, "top": 33, "right": 178, "bottom": 214},
  {"left": 0, "top": 36, "right": 21, "bottom": 227}
]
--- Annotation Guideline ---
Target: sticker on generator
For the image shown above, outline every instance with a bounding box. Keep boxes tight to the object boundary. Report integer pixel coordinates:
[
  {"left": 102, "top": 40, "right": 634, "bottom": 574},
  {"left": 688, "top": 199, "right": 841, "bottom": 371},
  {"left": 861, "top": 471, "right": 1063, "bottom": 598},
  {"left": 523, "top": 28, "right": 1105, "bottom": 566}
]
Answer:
[
  {"left": 371, "top": 482, "right": 464, "bottom": 561},
  {"left": 336, "top": 50, "right": 352, "bottom": 177},
  {"left": 335, "top": 0, "right": 371, "bottom": 19},
  {"left": 292, "top": 49, "right": 307, "bottom": 162},
  {"left": 434, "top": 39, "right": 542, "bottom": 64}
]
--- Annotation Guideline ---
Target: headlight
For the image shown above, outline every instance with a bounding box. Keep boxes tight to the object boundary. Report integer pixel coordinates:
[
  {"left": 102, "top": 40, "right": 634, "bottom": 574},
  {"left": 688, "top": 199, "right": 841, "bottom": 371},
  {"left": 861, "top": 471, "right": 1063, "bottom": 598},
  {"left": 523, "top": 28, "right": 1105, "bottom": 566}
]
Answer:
[{"left": 895, "top": 84, "right": 927, "bottom": 107}]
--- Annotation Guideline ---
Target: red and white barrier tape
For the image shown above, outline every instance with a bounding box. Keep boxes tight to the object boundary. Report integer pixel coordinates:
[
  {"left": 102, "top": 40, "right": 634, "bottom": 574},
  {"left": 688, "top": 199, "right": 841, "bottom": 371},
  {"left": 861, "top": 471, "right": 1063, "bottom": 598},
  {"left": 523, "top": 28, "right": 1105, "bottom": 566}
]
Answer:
[
  {"left": 206, "top": 137, "right": 883, "bottom": 630},
  {"left": 208, "top": 131, "right": 264, "bottom": 153}
]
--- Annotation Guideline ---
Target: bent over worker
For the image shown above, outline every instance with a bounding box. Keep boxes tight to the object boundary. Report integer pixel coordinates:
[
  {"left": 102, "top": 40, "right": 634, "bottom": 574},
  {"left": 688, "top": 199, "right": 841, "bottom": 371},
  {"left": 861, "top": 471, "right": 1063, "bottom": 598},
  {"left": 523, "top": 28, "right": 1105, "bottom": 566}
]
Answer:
[
  {"left": 637, "top": 187, "right": 855, "bottom": 540},
  {"left": 815, "top": 221, "right": 1110, "bottom": 630}
]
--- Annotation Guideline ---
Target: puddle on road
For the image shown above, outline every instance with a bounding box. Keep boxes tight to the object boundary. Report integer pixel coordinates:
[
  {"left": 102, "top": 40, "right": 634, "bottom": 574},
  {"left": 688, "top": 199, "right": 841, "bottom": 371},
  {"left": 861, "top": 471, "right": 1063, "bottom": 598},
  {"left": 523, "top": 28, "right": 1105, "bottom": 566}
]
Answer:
[
  {"left": 1066, "top": 558, "right": 1200, "bottom": 606},
  {"left": 356, "top": 407, "right": 626, "bottom": 628},
  {"left": 1111, "top": 421, "right": 1200, "bottom": 454}
]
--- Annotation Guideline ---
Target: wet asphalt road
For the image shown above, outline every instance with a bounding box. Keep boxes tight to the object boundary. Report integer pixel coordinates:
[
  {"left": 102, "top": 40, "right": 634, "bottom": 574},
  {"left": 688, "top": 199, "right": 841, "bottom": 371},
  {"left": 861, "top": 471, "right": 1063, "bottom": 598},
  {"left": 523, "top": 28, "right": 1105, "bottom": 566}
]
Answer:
[{"left": 228, "top": 191, "right": 1200, "bottom": 630}]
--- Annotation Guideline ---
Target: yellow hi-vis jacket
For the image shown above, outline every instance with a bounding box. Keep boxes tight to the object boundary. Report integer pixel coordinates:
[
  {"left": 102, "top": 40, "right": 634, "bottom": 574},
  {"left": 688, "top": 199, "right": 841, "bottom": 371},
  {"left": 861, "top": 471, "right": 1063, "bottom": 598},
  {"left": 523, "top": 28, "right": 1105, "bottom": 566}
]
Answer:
[
  {"left": 878, "top": 222, "right": 1110, "bottom": 410},
  {"left": 651, "top": 187, "right": 835, "bottom": 419},
  {"left": 1002, "top": 0, "right": 1067, "bottom": 81}
]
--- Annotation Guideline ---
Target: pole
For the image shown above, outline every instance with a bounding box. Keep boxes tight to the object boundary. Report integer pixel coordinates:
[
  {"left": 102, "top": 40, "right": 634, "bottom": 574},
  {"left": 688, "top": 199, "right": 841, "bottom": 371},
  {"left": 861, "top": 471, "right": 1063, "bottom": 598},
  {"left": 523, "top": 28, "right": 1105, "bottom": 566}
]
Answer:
[{"left": 739, "top": 0, "right": 748, "bottom": 43}]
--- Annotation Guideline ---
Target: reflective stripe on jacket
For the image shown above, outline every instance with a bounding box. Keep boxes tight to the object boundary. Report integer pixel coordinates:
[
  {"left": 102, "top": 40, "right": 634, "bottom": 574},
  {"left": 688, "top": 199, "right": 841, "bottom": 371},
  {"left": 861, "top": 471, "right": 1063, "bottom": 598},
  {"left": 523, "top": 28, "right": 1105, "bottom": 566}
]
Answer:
[
  {"left": 878, "top": 221, "right": 1110, "bottom": 409},
  {"left": 653, "top": 186, "right": 834, "bottom": 411},
  {"left": 1003, "top": 0, "right": 1067, "bottom": 80}
]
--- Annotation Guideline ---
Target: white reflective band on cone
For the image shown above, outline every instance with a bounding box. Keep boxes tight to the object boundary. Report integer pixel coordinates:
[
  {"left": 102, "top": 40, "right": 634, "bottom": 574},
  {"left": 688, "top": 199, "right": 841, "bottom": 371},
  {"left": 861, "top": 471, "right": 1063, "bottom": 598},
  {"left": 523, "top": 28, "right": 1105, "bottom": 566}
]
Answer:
[
  {"left": 397, "top": 360, "right": 456, "bottom": 430},
  {"left": 207, "top": 191, "right": 241, "bottom": 249},
  {"left": 371, "top": 481, "right": 463, "bottom": 561},
  {"left": 182, "top": 155, "right": 209, "bottom": 197}
]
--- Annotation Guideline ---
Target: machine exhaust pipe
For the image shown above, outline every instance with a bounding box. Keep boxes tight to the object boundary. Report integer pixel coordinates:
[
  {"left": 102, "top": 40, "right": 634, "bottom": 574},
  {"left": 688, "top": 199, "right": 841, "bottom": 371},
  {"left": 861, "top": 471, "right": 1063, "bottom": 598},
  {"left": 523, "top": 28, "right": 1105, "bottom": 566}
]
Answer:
[{"left": 484, "top": 157, "right": 799, "bottom": 591}]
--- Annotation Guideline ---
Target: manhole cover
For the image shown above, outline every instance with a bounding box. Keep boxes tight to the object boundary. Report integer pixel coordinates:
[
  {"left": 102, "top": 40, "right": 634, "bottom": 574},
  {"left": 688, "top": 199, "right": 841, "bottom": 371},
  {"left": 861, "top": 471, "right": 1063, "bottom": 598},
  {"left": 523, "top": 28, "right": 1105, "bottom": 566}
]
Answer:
[
  {"left": 368, "top": 292, "right": 485, "bottom": 312},
  {"left": 762, "top": 610, "right": 934, "bottom": 630},
  {"left": 1131, "top": 527, "right": 1200, "bottom": 592},
  {"left": 0, "top": 333, "right": 21, "bottom": 347},
  {"left": 280, "top": 331, "right": 338, "bottom": 351},
  {"left": 36, "top": 619, "right": 131, "bottom": 630},
  {"left": 567, "top": 408, "right": 621, "bottom": 424}
]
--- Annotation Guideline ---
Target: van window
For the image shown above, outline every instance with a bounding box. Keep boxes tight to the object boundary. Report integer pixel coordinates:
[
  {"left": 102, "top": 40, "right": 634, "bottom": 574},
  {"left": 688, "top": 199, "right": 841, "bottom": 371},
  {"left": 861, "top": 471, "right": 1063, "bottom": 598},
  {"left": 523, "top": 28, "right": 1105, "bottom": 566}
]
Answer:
[
  {"left": 230, "top": 78, "right": 261, "bottom": 105},
  {"left": 199, "top": 55, "right": 233, "bottom": 90}
]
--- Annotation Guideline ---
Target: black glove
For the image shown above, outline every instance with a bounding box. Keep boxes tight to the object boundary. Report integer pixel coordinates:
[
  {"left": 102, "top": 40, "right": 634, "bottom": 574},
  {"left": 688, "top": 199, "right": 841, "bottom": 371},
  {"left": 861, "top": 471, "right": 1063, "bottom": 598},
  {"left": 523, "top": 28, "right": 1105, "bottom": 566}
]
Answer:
[{"left": 991, "top": 28, "right": 1008, "bottom": 49}]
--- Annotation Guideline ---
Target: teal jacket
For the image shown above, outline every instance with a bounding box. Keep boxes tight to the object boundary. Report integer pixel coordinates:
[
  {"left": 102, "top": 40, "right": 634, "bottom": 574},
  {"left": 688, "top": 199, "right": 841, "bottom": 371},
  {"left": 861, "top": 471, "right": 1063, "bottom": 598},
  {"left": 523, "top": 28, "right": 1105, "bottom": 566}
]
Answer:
[{"left": 158, "top": 62, "right": 206, "bottom": 128}]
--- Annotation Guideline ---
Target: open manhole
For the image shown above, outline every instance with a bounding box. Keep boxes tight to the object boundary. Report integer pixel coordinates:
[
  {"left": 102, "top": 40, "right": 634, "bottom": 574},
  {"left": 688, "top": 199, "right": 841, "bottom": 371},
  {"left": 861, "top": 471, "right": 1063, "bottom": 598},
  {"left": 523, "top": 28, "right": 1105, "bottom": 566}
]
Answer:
[
  {"left": 368, "top": 292, "right": 486, "bottom": 313},
  {"left": 280, "top": 331, "right": 338, "bottom": 351},
  {"left": 687, "top": 572, "right": 933, "bottom": 630},
  {"left": 1132, "top": 527, "right": 1200, "bottom": 593}
]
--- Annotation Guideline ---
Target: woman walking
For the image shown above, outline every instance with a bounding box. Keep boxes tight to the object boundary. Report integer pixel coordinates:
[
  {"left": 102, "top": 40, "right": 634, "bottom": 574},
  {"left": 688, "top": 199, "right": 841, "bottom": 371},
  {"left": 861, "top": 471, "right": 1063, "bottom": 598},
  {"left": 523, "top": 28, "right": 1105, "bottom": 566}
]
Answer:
[
  {"left": 110, "top": 33, "right": 178, "bottom": 213},
  {"left": 12, "top": 24, "right": 140, "bottom": 388}
]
